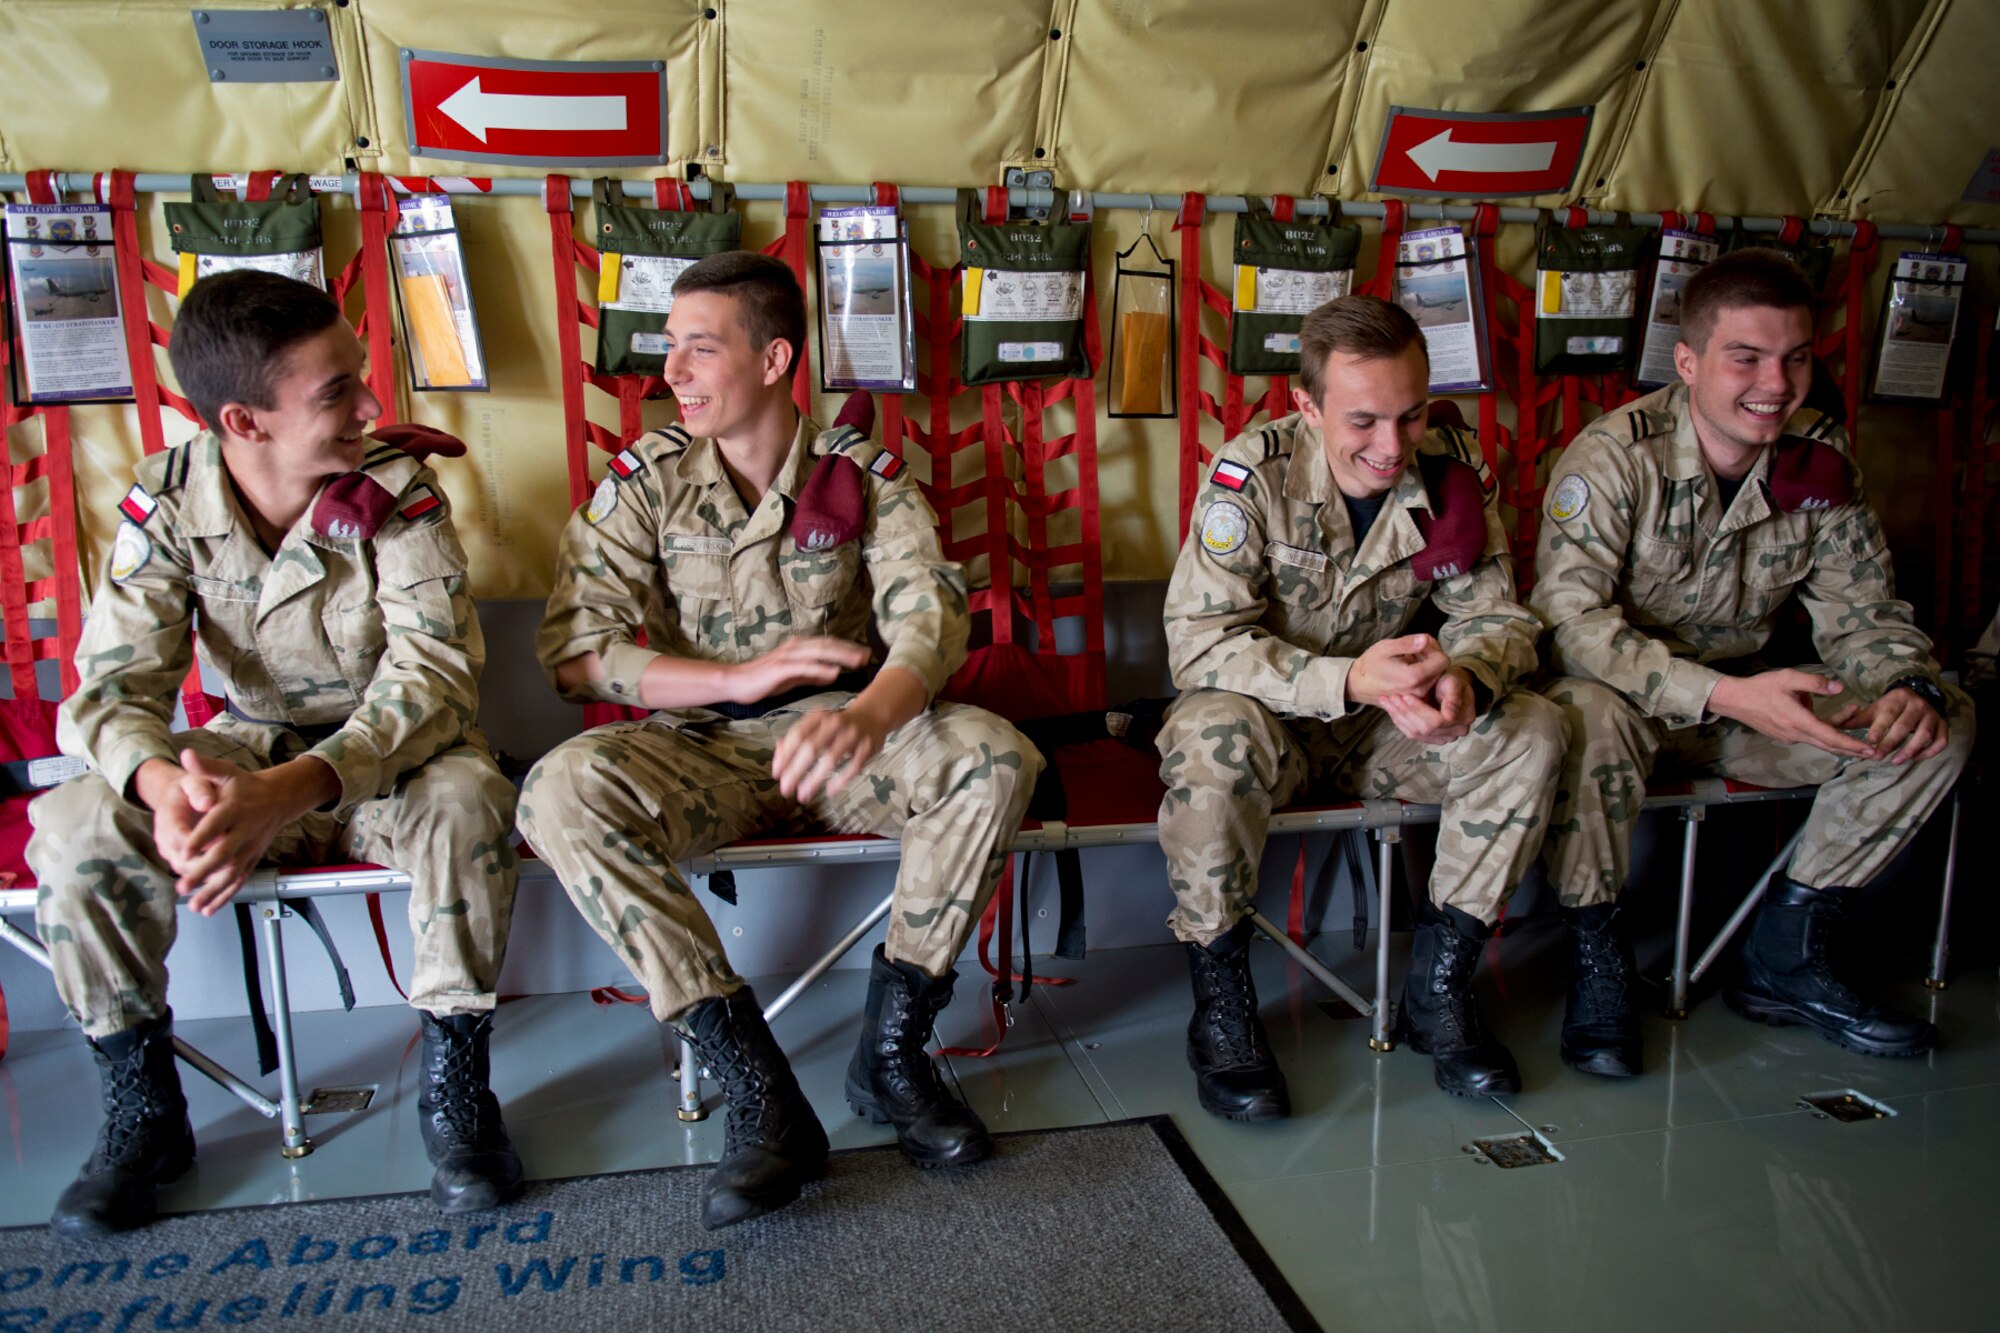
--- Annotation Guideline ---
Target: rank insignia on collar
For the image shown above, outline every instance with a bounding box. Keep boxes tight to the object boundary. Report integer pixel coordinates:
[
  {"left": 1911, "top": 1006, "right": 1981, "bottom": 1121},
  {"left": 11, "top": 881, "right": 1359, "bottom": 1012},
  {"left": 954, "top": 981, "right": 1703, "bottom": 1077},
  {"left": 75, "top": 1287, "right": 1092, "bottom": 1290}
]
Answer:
[
  {"left": 1211, "top": 459, "right": 1252, "bottom": 492},
  {"left": 118, "top": 485, "right": 158, "bottom": 525}
]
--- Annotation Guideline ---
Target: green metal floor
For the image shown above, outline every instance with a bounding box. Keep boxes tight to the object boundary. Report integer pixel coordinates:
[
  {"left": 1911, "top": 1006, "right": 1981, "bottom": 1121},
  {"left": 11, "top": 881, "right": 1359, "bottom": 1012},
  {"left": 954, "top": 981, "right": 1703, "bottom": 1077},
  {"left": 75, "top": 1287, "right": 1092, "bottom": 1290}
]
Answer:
[{"left": 2, "top": 919, "right": 1995, "bottom": 1332}]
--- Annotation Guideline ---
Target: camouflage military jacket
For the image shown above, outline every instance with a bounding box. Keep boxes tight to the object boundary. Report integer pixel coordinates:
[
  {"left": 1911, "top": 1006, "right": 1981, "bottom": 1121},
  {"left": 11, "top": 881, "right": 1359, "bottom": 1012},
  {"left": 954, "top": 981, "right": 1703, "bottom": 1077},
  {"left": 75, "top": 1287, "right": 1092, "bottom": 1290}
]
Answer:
[
  {"left": 537, "top": 415, "right": 969, "bottom": 710},
  {"left": 1531, "top": 382, "right": 1941, "bottom": 728},
  {"left": 58, "top": 431, "right": 485, "bottom": 814},
  {"left": 1163, "top": 412, "right": 1540, "bottom": 721}
]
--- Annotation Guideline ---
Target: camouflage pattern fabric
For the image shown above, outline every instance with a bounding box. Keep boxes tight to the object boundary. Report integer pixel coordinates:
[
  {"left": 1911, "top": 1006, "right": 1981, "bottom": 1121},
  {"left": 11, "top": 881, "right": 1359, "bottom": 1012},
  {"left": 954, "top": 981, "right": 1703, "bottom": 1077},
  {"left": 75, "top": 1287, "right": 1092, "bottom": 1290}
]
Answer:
[
  {"left": 1157, "top": 413, "right": 1561, "bottom": 941},
  {"left": 28, "top": 432, "right": 516, "bottom": 1036},
  {"left": 1532, "top": 384, "right": 1973, "bottom": 900},
  {"left": 517, "top": 703, "right": 1036, "bottom": 1021},
  {"left": 528, "top": 415, "right": 1038, "bottom": 1020}
]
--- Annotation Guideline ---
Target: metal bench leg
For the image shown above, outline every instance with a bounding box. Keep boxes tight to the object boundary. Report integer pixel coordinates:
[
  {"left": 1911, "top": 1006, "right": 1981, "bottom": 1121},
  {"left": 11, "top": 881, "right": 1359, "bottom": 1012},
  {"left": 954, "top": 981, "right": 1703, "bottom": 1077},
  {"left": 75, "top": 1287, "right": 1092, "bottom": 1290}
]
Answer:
[
  {"left": 1667, "top": 805, "right": 1704, "bottom": 1019},
  {"left": 676, "top": 1037, "right": 706, "bottom": 1122},
  {"left": 259, "top": 906, "right": 312, "bottom": 1158},
  {"left": 1245, "top": 908, "right": 1373, "bottom": 1016},
  {"left": 1370, "top": 827, "right": 1399, "bottom": 1052},
  {"left": 763, "top": 891, "right": 896, "bottom": 1024},
  {"left": 0, "top": 917, "right": 280, "bottom": 1120},
  {"left": 1688, "top": 825, "right": 1808, "bottom": 987},
  {"left": 1926, "top": 786, "right": 1963, "bottom": 990}
]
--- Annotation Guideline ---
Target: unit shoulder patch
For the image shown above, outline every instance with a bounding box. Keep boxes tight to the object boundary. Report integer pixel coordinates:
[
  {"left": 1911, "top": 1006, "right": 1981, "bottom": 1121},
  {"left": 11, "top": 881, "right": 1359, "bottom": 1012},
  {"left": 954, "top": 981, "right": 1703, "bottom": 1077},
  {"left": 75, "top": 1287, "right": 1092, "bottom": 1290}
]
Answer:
[
  {"left": 1200, "top": 500, "right": 1249, "bottom": 555},
  {"left": 1549, "top": 474, "right": 1591, "bottom": 523},
  {"left": 584, "top": 475, "right": 619, "bottom": 525},
  {"left": 108, "top": 520, "right": 152, "bottom": 582}
]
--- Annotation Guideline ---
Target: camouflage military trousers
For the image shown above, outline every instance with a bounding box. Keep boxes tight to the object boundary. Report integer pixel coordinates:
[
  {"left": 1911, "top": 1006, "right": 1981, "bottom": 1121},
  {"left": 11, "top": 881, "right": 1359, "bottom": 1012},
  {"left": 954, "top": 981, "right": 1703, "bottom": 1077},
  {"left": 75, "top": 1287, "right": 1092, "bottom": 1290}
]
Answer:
[
  {"left": 26, "top": 721, "right": 520, "bottom": 1039},
  {"left": 1156, "top": 688, "right": 1567, "bottom": 944},
  {"left": 1540, "top": 674, "right": 1976, "bottom": 905},
  {"left": 515, "top": 697, "right": 1040, "bottom": 1022}
]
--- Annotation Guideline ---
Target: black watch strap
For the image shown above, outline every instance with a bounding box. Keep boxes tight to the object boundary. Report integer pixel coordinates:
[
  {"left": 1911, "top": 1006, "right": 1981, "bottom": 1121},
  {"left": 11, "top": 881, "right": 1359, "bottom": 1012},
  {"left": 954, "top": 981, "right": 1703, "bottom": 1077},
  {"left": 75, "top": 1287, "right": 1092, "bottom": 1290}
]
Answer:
[{"left": 1887, "top": 675, "right": 1948, "bottom": 718}]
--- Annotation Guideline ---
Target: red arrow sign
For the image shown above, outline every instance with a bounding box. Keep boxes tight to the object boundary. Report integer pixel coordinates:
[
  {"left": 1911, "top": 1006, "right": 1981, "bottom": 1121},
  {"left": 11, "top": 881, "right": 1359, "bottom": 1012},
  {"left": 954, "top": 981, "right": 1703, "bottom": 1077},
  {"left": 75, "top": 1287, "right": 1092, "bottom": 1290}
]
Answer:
[
  {"left": 1371, "top": 105, "right": 1593, "bottom": 198},
  {"left": 404, "top": 52, "right": 666, "bottom": 167}
]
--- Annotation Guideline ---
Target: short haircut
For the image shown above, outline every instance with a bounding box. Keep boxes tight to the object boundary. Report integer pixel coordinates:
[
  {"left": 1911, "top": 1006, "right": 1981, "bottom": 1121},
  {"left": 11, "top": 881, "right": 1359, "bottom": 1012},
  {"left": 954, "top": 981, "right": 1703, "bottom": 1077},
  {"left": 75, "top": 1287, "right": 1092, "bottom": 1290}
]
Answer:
[
  {"left": 1678, "top": 247, "right": 1816, "bottom": 352},
  {"left": 1298, "top": 295, "right": 1427, "bottom": 403},
  {"left": 167, "top": 269, "right": 344, "bottom": 432},
  {"left": 672, "top": 250, "right": 808, "bottom": 367}
]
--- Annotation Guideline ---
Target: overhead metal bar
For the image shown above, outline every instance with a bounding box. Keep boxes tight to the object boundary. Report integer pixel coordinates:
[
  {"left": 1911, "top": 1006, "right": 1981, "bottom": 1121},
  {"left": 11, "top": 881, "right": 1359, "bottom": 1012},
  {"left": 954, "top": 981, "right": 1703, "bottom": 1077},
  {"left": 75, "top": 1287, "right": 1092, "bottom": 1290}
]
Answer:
[{"left": 3, "top": 172, "right": 1995, "bottom": 245}]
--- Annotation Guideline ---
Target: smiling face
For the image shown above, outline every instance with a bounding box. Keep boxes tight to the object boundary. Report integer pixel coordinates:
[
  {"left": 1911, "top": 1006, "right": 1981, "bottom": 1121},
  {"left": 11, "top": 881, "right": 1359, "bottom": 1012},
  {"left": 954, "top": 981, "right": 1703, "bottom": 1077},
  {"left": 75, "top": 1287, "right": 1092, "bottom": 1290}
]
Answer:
[
  {"left": 1674, "top": 302, "right": 1814, "bottom": 467},
  {"left": 219, "top": 322, "right": 380, "bottom": 481},
  {"left": 660, "top": 289, "right": 794, "bottom": 443},
  {"left": 1296, "top": 342, "right": 1431, "bottom": 499}
]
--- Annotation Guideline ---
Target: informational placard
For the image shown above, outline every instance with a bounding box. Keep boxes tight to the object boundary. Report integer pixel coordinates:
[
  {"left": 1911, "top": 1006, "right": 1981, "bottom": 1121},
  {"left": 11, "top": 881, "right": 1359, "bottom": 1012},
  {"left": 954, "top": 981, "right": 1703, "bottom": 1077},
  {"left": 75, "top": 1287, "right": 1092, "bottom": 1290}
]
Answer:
[
  {"left": 1635, "top": 229, "right": 1719, "bottom": 389},
  {"left": 3, "top": 204, "right": 133, "bottom": 404},
  {"left": 815, "top": 206, "right": 914, "bottom": 393},
  {"left": 191, "top": 8, "right": 337, "bottom": 84},
  {"left": 391, "top": 195, "right": 488, "bottom": 392},
  {"left": 1872, "top": 251, "right": 1969, "bottom": 403},
  {"left": 1232, "top": 267, "right": 1350, "bottom": 318},
  {"left": 964, "top": 269, "right": 1085, "bottom": 322},
  {"left": 1394, "top": 226, "right": 1490, "bottom": 393}
]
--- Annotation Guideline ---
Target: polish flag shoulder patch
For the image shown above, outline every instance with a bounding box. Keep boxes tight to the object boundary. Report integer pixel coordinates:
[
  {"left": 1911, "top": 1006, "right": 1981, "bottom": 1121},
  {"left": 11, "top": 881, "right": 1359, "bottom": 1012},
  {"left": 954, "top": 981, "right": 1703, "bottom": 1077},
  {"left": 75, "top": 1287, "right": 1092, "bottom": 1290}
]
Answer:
[
  {"left": 608, "top": 448, "right": 643, "bottom": 479},
  {"left": 118, "top": 485, "right": 158, "bottom": 526},
  {"left": 1210, "top": 459, "right": 1252, "bottom": 492},
  {"left": 399, "top": 485, "right": 443, "bottom": 523},
  {"left": 868, "top": 451, "right": 904, "bottom": 481}
]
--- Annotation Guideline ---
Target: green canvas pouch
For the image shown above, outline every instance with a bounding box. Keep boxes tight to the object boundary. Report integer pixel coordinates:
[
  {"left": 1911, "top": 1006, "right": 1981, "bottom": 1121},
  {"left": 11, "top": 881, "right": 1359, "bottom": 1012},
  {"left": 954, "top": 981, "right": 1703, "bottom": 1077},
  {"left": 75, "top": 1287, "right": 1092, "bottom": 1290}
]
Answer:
[
  {"left": 957, "top": 188, "right": 1092, "bottom": 386},
  {"left": 1533, "top": 222, "right": 1649, "bottom": 374},
  {"left": 591, "top": 179, "right": 742, "bottom": 377},
  {"left": 1227, "top": 208, "right": 1360, "bottom": 375}
]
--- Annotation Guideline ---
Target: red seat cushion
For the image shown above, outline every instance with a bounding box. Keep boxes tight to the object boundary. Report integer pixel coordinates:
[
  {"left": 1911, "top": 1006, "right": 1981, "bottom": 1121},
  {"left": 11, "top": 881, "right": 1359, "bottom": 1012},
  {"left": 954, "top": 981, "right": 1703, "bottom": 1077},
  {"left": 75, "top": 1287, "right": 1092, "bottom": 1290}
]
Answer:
[{"left": 0, "top": 697, "right": 60, "bottom": 888}]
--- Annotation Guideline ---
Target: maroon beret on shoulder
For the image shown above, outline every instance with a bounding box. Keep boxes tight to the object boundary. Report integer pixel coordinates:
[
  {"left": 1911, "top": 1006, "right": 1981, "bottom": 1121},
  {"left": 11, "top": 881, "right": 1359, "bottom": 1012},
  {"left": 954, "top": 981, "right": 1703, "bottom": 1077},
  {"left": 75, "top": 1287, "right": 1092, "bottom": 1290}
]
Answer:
[
  {"left": 1410, "top": 454, "right": 1488, "bottom": 582},
  {"left": 1766, "top": 435, "right": 1854, "bottom": 513}
]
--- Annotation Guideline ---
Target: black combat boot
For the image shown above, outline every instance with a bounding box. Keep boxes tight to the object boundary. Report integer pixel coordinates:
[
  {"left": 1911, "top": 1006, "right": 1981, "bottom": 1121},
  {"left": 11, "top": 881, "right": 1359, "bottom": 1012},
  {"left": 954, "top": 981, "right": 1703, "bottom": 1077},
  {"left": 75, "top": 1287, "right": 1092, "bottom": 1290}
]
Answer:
[
  {"left": 51, "top": 1011, "right": 197, "bottom": 1237},
  {"left": 682, "top": 987, "right": 829, "bottom": 1230},
  {"left": 417, "top": 1011, "right": 525, "bottom": 1212},
  {"left": 1398, "top": 898, "right": 1521, "bottom": 1097},
  {"left": 1559, "top": 903, "right": 1643, "bottom": 1078},
  {"left": 1725, "top": 877, "right": 1936, "bottom": 1057},
  {"left": 845, "top": 945, "right": 993, "bottom": 1168},
  {"left": 1184, "top": 920, "right": 1290, "bottom": 1121}
]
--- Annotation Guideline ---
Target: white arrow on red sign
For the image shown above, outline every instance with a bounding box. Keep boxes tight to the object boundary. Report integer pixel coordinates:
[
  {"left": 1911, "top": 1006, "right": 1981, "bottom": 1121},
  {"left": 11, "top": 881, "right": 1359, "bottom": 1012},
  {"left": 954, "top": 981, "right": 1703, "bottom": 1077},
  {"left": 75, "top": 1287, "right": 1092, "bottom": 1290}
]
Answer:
[
  {"left": 1405, "top": 130, "right": 1558, "bottom": 183},
  {"left": 438, "top": 76, "right": 629, "bottom": 143}
]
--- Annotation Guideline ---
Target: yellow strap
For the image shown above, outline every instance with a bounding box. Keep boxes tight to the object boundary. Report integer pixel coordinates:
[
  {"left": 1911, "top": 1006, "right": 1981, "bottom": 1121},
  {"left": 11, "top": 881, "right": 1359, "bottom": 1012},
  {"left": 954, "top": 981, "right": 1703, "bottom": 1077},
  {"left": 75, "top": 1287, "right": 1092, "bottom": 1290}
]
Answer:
[
  {"left": 176, "top": 252, "right": 198, "bottom": 297},
  {"left": 1234, "top": 264, "right": 1258, "bottom": 312},
  {"left": 597, "top": 253, "right": 621, "bottom": 305},
  {"left": 963, "top": 267, "right": 984, "bottom": 316},
  {"left": 1540, "top": 270, "right": 1564, "bottom": 315}
]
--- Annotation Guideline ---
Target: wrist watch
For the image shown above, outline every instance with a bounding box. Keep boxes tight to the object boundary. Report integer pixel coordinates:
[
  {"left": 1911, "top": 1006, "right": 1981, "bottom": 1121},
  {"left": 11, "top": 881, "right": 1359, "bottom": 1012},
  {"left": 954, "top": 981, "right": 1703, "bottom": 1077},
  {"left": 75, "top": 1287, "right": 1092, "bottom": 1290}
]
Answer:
[{"left": 1886, "top": 675, "right": 1948, "bottom": 718}]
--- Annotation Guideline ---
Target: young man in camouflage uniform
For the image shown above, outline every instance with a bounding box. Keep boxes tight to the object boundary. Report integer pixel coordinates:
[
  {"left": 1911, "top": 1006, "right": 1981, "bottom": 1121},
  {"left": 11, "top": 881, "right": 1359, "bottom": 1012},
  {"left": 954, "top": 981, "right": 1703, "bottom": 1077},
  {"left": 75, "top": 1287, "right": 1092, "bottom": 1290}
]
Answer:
[
  {"left": 27, "top": 271, "right": 523, "bottom": 1235},
  {"left": 1534, "top": 248, "right": 1973, "bottom": 1064},
  {"left": 1158, "top": 296, "right": 1565, "bottom": 1110},
  {"left": 519, "top": 252, "right": 1039, "bottom": 1230}
]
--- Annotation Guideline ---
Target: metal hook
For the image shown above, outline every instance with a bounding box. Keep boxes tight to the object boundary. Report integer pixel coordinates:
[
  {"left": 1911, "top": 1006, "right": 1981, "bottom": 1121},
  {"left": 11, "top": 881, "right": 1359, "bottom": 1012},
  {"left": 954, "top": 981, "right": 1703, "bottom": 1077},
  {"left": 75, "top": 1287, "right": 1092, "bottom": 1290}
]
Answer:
[{"left": 1139, "top": 193, "right": 1157, "bottom": 241}]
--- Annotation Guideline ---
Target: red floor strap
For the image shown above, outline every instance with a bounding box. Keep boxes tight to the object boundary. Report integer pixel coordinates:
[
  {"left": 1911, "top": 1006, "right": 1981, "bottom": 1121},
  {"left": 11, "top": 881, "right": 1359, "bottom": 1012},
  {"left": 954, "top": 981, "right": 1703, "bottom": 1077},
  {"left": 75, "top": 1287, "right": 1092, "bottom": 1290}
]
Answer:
[
  {"left": 545, "top": 175, "right": 592, "bottom": 508},
  {"left": 366, "top": 892, "right": 409, "bottom": 1000},
  {"left": 590, "top": 986, "right": 650, "bottom": 1006}
]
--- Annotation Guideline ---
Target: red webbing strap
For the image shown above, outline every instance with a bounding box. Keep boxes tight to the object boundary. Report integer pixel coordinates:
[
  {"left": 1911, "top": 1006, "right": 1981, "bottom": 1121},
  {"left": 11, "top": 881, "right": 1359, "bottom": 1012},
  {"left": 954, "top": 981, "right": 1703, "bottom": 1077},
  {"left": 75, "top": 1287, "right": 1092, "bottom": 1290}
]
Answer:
[
  {"left": 354, "top": 174, "right": 398, "bottom": 426},
  {"left": 1940, "top": 224, "right": 1965, "bottom": 253},
  {"left": 0, "top": 439, "right": 41, "bottom": 700},
  {"left": 753, "top": 182, "right": 814, "bottom": 414},
  {"left": 1937, "top": 383, "right": 1960, "bottom": 658},
  {"left": 546, "top": 175, "right": 592, "bottom": 508},
  {"left": 38, "top": 410, "right": 82, "bottom": 698},
  {"left": 1073, "top": 281, "right": 1107, "bottom": 694},
  {"left": 978, "top": 385, "right": 1014, "bottom": 644},
  {"left": 1962, "top": 318, "right": 1994, "bottom": 635},
  {"left": 1778, "top": 216, "right": 1805, "bottom": 247},
  {"left": 982, "top": 187, "right": 1008, "bottom": 225},
  {"left": 652, "top": 179, "right": 696, "bottom": 211},
  {"left": 1286, "top": 842, "right": 1307, "bottom": 946},
  {"left": 1564, "top": 206, "right": 1588, "bottom": 230},
  {"left": 1175, "top": 193, "right": 1206, "bottom": 537},
  {"left": 1842, "top": 221, "right": 1879, "bottom": 438},
  {"left": 1363, "top": 200, "right": 1405, "bottom": 300},
  {"left": 591, "top": 986, "right": 649, "bottom": 1006},
  {"left": 872, "top": 181, "right": 899, "bottom": 209},
  {"left": 1659, "top": 211, "right": 1684, "bottom": 233},
  {"left": 24, "top": 172, "right": 56, "bottom": 204},
  {"left": 365, "top": 892, "right": 408, "bottom": 1000},
  {"left": 1272, "top": 194, "right": 1296, "bottom": 223},
  {"left": 1472, "top": 205, "right": 1505, "bottom": 476},
  {"left": 108, "top": 172, "right": 167, "bottom": 459},
  {"left": 0, "top": 965, "right": 9, "bottom": 1060},
  {"left": 938, "top": 858, "right": 1014, "bottom": 1059},
  {"left": 1693, "top": 212, "right": 1716, "bottom": 235}
]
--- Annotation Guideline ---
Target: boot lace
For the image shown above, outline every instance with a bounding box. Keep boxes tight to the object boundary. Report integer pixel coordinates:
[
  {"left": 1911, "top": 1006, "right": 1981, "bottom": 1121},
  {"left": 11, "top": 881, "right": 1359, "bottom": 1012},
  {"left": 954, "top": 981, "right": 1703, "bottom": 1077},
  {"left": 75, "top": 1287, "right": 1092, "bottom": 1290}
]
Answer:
[
  {"left": 92, "top": 1052, "right": 176, "bottom": 1168},
  {"left": 1431, "top": 932, "right": 1489, "bottom": 1047},
  {"left": 876, "top": 993, "right": 953, "bottom": 1106},
  {"left": 701, "top": 1025, "right": 784, "bottom": 1147},
  {"left": 428, "top": 1038, "right": 497, "bottom": 1145},
  {"left": 1196, "top": 954, "right": 1268, "bottom": 1067},
  {"left": 1573, "top": 927, "right": 1633, "bottom": 1020}
]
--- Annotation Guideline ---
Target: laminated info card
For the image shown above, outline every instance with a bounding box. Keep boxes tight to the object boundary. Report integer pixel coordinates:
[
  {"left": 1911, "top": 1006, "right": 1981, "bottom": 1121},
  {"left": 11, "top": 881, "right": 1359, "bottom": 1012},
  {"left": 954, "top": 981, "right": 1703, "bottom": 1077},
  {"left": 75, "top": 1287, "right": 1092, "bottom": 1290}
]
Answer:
[
  {"left": 1635, "top": 229, "right": 1719, "bottom": 388},
  {"left": 1873, "top": 251, "right": 1968, "bottom": 402},
  {"left": 817, "top": 206, "right": 915, "bottom": 392},
  {"left": 1395, "top": 227, "right": 1487, "bottom": 394},
  {"left": 391, "top": 194, "right": 487, "bottom": 391},
  {"left": 4, "top": 204, "right": 133, "bottom": 404}
]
